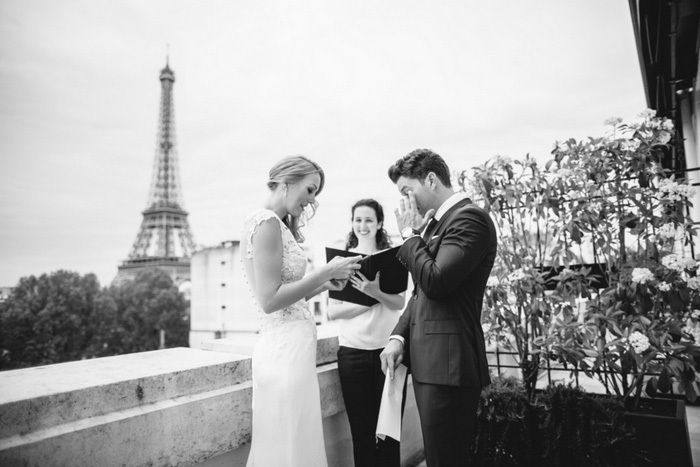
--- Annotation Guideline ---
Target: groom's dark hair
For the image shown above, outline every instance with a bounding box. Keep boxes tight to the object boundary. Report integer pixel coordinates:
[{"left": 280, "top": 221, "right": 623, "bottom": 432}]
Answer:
[{"left": 388, "top": 148, "right": 452, "bottom": 188}]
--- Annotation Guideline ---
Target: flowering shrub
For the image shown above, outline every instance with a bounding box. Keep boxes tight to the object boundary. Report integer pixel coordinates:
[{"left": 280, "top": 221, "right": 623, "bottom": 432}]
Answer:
[
  {"left": 461, "top": 110, "right": 700, "bottom": 405},
  {"left": 460, "top": 152, "right": 559, "bottom": 397},
  {"left": 576, "top": 249, "right": 700, "bottom": 406}
]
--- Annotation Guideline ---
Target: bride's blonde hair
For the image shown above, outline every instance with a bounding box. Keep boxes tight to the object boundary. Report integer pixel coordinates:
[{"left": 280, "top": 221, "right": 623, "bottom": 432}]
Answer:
[{"left": 267, "top": 155, "right": 325, "bottom": 242}]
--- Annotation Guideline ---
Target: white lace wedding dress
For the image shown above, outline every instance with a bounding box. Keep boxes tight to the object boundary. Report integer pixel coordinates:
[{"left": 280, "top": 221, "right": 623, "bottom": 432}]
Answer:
[{"left": 244, "top": 208, "right": 328, "bottom": 467}]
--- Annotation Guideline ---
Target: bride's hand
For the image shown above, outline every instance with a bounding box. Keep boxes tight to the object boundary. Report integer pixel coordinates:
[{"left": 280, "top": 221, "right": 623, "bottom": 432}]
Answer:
[
  {"left": 325, "top": 255, "right": 362, "bottom": 281},
  {"left": 326, "top": 278, "right": 348, "bottom": 291}
]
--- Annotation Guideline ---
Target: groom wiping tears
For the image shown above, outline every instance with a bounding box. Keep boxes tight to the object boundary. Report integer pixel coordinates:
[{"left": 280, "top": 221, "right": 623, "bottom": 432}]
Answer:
[{"left": 381, "top": 148, "right": 497, "bottom": 467}]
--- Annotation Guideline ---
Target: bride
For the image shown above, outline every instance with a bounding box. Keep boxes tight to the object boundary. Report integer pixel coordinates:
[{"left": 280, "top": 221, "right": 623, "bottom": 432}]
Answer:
[{"left": 241, "top": 155, "right": 362, "bottom": 466}]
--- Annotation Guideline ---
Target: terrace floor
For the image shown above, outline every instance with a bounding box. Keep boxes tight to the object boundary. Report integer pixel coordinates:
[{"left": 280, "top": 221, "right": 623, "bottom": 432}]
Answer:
[{"left": 689, "top": 405, "right": 700, "bottom": 466}]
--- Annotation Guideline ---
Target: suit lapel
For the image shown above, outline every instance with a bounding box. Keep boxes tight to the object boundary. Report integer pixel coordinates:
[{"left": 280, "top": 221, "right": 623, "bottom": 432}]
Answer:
[
  {"left": 428, "top": 197, "right": 471, "bottom": 238},
  {"left": 411, "top": 198, "right": 471, "bottom": 297}
]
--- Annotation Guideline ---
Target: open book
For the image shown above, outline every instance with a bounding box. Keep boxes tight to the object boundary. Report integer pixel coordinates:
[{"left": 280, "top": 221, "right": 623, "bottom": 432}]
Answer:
[{"left": 325, "top": 246, "right": 409, "bottom": 306}]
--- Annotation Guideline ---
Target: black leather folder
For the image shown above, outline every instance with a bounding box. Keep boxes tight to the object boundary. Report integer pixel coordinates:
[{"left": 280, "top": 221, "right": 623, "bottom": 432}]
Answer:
[{"left": 325, "top": 246, "right": 408, "bottom": 306}]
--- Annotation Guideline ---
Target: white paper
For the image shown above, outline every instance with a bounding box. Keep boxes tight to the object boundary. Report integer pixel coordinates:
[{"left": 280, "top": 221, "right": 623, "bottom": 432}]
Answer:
[{"left": 375, "top": 363, "right": 408, "bottom": 442}]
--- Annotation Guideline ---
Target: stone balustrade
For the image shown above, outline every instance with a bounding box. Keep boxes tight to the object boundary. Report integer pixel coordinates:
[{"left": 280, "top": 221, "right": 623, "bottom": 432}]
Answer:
[{"left": 0, "top": 322, "right": 424, "bottom": 467}]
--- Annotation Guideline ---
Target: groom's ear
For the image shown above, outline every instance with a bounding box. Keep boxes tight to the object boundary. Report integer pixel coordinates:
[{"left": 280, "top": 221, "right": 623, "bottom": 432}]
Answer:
[{"left": 426, "top": 172, "right": 438, "bottom": 189}]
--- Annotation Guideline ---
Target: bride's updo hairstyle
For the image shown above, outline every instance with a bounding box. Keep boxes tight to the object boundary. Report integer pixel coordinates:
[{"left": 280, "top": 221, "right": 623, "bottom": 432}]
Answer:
[{"left": 267, "top": 155, "right": 325, "bottom": 242}]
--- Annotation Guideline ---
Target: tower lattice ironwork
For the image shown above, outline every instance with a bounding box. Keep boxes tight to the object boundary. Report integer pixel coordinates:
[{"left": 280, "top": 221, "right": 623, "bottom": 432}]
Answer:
[{"left": 114, "top": 59, "right": 196, "bottom": 286}]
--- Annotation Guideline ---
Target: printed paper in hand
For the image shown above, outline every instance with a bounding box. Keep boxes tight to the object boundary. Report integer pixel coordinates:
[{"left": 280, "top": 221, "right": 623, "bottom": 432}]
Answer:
[{"left": 375, "top": 363, "right": 408, "bottom": 442}]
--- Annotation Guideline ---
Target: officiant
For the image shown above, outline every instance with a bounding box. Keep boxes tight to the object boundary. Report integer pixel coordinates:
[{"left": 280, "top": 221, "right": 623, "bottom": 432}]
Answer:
[{"left": 327, "top": 198, "right": 408, "bottom": 467}]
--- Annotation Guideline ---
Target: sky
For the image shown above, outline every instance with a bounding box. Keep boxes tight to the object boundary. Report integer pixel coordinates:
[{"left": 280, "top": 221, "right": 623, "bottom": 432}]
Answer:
[{"left": 0, "top": 0, "right": 648, "bottom": 288}]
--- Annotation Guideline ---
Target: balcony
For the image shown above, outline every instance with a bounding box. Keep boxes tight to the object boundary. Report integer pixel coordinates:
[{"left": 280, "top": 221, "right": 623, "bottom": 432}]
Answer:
[{"left": 0, "top": 322, "right": 425, "bottom": 467}]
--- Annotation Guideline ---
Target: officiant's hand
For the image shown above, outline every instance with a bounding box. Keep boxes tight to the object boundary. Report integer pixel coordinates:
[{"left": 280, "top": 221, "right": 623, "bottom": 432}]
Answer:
[
  {"left": 349, "top": 271, "right": 380, "bottom": 298},
  {"left": 380, "top": 339, "right": 404, "bottom": 380},
  {"left": 395, "top": 192, "right": 435, "bottom": 232}
]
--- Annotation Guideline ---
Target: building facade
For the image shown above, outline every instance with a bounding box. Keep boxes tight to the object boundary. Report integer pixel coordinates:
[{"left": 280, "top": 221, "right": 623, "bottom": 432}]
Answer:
[{"left": 189, "top": 240, "right": 329, "bottom": 349}]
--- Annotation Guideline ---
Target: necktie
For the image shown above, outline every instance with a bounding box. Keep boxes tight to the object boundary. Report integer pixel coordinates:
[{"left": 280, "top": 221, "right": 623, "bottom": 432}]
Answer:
[{"left": 422, "top": 217, "right": 438, "bottom": 240}]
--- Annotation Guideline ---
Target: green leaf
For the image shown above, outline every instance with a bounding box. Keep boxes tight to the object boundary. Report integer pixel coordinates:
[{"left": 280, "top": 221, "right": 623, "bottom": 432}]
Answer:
[
  {"left": 686, "top": 382, "right": 698, "bottom": 403},
  {"left": 570, "top": 223, "right": 582, "bottom": 244},
  {"left": 645, "top": 377, "right": 658, "bottom": 397},
  {"left": 657, "top": 367, "right": 671, "bottom": 393}
]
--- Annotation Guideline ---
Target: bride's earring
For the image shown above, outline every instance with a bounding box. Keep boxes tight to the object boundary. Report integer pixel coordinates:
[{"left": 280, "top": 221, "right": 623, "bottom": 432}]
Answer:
[{"left": 284, "top": 184, "right": 288, "bottom": 198}]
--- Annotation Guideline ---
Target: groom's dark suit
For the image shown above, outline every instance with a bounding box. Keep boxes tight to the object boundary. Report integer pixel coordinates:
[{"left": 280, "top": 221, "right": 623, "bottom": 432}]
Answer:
[{"left": 393, "top": 197, "right": 496, "bottom": 466}]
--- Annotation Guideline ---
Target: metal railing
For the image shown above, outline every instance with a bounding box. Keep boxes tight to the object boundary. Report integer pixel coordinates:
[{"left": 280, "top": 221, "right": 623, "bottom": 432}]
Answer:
[{"left": 486, "top": 347, "right": 677, "bottom": 397}]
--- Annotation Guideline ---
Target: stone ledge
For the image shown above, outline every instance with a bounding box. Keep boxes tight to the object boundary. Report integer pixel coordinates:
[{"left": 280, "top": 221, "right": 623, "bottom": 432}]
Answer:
[
  {"left": 0, "top": 324, "right": 347, "bottom": 467},
  {"left": 0, "top": 323, "right": 429, "bottom": 467},
  {"left": 0, "top": 379, "right": 254, "bottom": 467},
  {"left": 200, "top": 321, "right": 341, "bottom": 366},
  {"left": 0, "top": 347, "right": 251, "bottom": 440}
]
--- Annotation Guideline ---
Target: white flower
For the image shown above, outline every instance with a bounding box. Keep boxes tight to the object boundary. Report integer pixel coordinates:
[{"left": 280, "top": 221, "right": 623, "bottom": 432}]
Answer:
[
  {"left": 558, "top": 268, "right": 576, "bottom": 281},
  {"left": 566, "top": 189, "right": 581, "bottom": 200},
  {"left": 662, "top": 119, "right": 674, "bottom": 131},
  {"left": 691, "top": 310, "right": 700, "bottom": 320},
  {"left": 556, "top": 168, "right": 572, "bottom": 179},
  {"left": 688, "top": 327, "right": 700, "bottom": 343},
  {"left": 553, "top": 140, "right": 565, "bottom": 151},
  {"left": 638, "top": 109, "right": 657, "bottom": 120},
  {"left": 622, "top": 139, "right": 641, "bottom": 152},
  {"left": 663, "top": 255, "right": 698, "bottom": 276},
  {"left": 486, "top": 276, "right": 500, "bottom": 288},
  {"left": 658, "top": 178, "right": 695, "bottom": 201},
  {"left": 631, "top": 268, "right": 654, "bottom": 284},
  {"left": 497, "top": 155, "right": 513, "bottom": 166},
  {"left": 658, "top": 131, "right": 671, "bottom": 144},
  {"left": 628, "top": 331, "right": 650, "bottom": 353},
  {"left": 658, "top": 223, "right": 677, "bottom": 240},
  {"left": 657, "top": 282, "right": 671, "bottom": 292},
  {"left": 662, "top": 254, "right": 682, "bottom": 271},
  {"left": 508, "top": 268, "right": 527, "bottom": 282},
  {"left": 604, "top": 117, "right": 623, "bottom": 127},
  {"left": 682, "top": 257, "right": 698, "bottom": 271},
  {"left": 688, "top": 277, "right": 700, "bottom": 291}
]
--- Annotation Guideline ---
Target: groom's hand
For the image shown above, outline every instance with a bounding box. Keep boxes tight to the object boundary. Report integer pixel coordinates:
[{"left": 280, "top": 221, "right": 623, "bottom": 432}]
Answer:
[
  {"left": 395, "top": 192, "right": 435, "bottom": 232},
  {"left": 380, "top": 339, "right": 404, "bottom": 380}
]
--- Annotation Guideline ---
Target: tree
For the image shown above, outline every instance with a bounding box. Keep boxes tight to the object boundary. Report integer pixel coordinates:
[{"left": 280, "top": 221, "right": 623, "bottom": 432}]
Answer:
[
  {"left": 0, "top": 267, "right": 190, "bottom": 370},
  {"left": 0, "top": 270, "right": 105, "bottom": 369},
  {"left": 105, "top": 268, "right": 189, "bottom": 354}
]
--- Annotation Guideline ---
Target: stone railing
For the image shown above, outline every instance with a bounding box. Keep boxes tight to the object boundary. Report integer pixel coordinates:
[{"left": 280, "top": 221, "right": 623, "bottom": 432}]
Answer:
[{"left": 0, "top": 322, "right": 424, "bottom": 467}]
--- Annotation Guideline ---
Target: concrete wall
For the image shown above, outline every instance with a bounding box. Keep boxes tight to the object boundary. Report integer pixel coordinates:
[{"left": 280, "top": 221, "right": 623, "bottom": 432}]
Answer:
[{"left": 0, "top": 323, "right": 424, "bottom": 467}]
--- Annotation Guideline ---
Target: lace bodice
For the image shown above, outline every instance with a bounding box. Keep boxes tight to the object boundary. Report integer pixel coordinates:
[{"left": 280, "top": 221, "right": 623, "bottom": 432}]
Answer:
[{"left": 243, "top": 208, "right": 313, "bottom": 332}]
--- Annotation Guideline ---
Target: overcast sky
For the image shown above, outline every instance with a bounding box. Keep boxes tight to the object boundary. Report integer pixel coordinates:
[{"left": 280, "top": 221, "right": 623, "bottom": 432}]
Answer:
[{"left": 0, "top": 0, "right": 647, "bottom": 288}]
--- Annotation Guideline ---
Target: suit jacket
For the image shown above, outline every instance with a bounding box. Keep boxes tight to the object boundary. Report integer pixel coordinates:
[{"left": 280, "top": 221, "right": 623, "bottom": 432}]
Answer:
[{"left": 394, "top": 198, "right": 496, "bottom": 387}]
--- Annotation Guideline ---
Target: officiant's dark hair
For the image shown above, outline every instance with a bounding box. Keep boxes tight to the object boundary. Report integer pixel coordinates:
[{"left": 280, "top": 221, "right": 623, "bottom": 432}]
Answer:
[
  {"left": 388, "top": 148, "right": 452, "bottom": 188},
  {"left": 267, "top": 155, "right": 325, "bottom": 242},
  {"left": 345, "top": 199, "right": 392, "bottom": 251}
]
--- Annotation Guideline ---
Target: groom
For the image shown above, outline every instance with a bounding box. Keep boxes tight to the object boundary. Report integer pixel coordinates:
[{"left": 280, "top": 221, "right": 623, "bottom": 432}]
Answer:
[{"left": 380, "top": 149, "right": 497, "bottom": 466}]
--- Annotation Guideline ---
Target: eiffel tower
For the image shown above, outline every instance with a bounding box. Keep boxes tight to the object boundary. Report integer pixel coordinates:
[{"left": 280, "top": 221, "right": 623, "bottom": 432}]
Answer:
[{"left": 113, "top": 59, "right": 196, "bottom": 287}]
